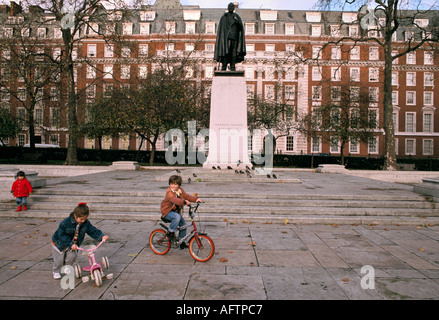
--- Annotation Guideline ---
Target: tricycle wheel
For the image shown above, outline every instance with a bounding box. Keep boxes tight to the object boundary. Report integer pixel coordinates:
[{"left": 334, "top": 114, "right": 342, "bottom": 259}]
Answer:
[
  {"left": 93, "top": 269, "right": 102, "bottom": 287},
  {"left": 74, "top": 264, "right": 82, "bottom": 279},
  {"left": 102, "top": 256, "right": 109, "bottom": 270}
]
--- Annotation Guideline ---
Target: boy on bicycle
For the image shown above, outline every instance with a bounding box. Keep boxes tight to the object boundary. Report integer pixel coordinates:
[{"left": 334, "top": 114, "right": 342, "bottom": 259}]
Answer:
[{"left": 160, "top": 175, "right": 202, "bottom": 249}]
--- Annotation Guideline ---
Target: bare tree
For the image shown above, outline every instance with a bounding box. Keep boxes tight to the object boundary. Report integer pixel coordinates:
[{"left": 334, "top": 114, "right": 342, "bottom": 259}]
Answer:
[{"left": 315, "top": 0, "right": 439, "bottom": 170}]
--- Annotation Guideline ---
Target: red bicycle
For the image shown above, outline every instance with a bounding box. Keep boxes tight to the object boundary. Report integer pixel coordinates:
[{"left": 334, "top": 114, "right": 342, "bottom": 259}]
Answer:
[{"left": 149, "top": 202, "right": 215, "bottom": 262}]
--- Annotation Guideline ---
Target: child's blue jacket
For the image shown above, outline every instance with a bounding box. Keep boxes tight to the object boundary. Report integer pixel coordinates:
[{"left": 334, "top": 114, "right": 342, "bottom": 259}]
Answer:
[{"left": 52, "top": 214, "right": 104, "bottom": 252}]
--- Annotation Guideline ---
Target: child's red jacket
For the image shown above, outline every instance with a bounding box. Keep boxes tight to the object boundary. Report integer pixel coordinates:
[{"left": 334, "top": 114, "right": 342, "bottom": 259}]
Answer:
[{"left": 11, "top": 178, "right": 33, "bottom": 197}]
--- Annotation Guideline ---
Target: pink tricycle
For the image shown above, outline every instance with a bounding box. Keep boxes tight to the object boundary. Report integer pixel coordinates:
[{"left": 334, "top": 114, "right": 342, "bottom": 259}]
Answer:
[{"left": 73, "top": 240, "right": 112, "bottom": 287}]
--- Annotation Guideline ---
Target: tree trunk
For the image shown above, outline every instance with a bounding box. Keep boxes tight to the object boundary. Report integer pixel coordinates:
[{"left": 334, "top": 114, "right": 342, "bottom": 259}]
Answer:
[
  {"left": 382, "top": 6, "right": 398, "bottom": 171},
  {"left": 63, "top": 31, "right": 79, "bottom": 165}
]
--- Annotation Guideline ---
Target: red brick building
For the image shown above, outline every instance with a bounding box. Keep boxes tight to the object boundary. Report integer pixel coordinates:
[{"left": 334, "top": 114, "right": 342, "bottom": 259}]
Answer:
[{"left": 1, "top": 0, "right": 438, "bottom": 160}]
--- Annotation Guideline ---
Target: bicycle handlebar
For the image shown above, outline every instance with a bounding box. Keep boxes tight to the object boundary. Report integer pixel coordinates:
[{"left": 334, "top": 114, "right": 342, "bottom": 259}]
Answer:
[{"left": 76, "top": 239, "right": 106, "bottom": 252}]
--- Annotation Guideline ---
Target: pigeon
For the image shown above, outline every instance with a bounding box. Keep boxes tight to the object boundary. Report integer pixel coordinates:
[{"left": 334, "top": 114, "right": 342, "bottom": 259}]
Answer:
[
  {"left": 239, "top": 170, "right": 244, "bottom": 174},
  {"left": 227, "top": 166, "right": 233, "bottom": 170},
  {"left": 188, "top": 178, "right": 191, "bottom": 183},
  {"left": 176, "top": 169, "right": 181, "bottom": 173},
  {"left": 246, "top": 165, "right": 251, "bottom": 170},
  {"left": 247, "top": 173, "right": 252, "bottom": 178},
  {"left": 236, "top": 160, "right": 241, "bottom": 166},
  {"left": 212, "top": 166, "right": 216, "bottom": 170},
  {"left": 193, "top": 173, "right": 197, "bottom": 177},
  {"left": 267, "top": 174, "right": 271, "bottom": 178},
  {"left": 273, "top": 174, "right": 277, "bottom": 179},
  {"left": 235, "top": 170, "right": 239, "bottom": 174},
  {"left": 217, "top": 166, "right": 221, "bottom": 170}
]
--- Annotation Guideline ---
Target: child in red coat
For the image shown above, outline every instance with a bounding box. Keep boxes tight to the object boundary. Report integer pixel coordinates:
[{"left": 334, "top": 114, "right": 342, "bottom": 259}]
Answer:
[{"left": 11, "top": 171, "right": 33, "bottom": 212}]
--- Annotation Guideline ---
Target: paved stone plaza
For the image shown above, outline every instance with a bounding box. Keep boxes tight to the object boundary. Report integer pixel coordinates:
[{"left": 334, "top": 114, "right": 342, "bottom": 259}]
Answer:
[{"left": 1, "top": 169, "right": 439, "bottom": 300}]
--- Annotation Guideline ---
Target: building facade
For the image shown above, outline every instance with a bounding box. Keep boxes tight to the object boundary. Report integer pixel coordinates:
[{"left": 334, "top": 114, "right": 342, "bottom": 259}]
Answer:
[{"left": 0, "top": 0, "right": 438, "bottom": 160}]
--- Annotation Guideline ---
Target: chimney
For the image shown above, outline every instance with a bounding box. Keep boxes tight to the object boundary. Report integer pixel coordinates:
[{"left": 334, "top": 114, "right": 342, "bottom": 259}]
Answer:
[
  {"left": 9, "top": 1, "right": 22, "bottom": 16},
  {"left": 0, "top": 4, "right": 10, "bottom": 14}
]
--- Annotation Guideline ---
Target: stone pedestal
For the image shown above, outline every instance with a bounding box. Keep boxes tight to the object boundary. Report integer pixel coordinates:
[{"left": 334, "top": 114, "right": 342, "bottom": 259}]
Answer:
[
  {"left": 110, "top": 161, "right": 140, "bottom": 170},
  {"left": 0, "top": 167, "right": 46, "bottom": 202},
  {"left": 203, "top": 71, "right": 251, "bottom": 169}
]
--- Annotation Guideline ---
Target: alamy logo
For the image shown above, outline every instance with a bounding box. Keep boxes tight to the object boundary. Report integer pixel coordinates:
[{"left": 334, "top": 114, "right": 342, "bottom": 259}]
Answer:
[
  {"left": 359, "top": 4, "right": 377, "bottom": 30},
  {"left": 61, "top": 4, "right": 75, "bottom": 30}
]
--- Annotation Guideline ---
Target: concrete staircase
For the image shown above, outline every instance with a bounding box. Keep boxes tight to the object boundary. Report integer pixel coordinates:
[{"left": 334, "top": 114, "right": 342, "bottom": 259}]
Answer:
[{"left": 2, "top": 188, "right": 439, "bottom": 225}]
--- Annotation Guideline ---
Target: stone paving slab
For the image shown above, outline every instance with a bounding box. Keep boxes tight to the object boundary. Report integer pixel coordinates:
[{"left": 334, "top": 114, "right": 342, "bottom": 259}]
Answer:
[{"left": 1, "top": 217, "right": 439, "bottom": 301}]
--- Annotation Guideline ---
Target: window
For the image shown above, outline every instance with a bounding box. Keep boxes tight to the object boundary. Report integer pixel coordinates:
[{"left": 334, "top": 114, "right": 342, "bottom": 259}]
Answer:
[
  {"left": 369, "top": 87, "right": 379, "bottom": 104},
  {"left": 312, "top": 137, "right": 321, "bottom": 153},
  {"left": 265, "top": 44, "right": 275, "bottom": 52},
  {"left": 186, "top": 22, "right": 196, "bottom": 34},
  {"left": 330, "top": 137, "right": 340, "bottom": 153},
  {"left": 349, "top": 25, "right": 359, "bottom": 37},
  {"left": 103, "top": 65, "right": 113, "bottom": 79},
  {"left": 331, "top": 68, "right": 341, "bottom": 81},
  {"left": 369, "top": 68, "right": 379, "bottom": 82},
  {"left": 406, "top": 91, "right": 416, "bottom": 105},
  {"left": 165, "top": 22, "right": 176, "bottom": 34},
  {"left": 185, "top": 43, "right": 195, "bottom": 52},
  {"left": 140, "top": 23, "right": 150, "bottom": 35},
  {"left": 406, "top": 72, "right": 416, "bottom": 86},
  {"left": 122, "top": 23, "right": 133, "bottom": 35},
  {"left": 406, "top": 112, "right": 416, "bottom": 132},
  {"left": 205, "top": 22, "right": 215, "bottom": 34},
  {"left": 265, "top": 23, "right": 275, "bottom": 35},
  {"left": 37, "top": 28, "right": 46, "bottom": 38},
  {"left": 312, "top": 67, "right": 322, "bottom": 81},
  {"left": 349, "top": 138, "right": 359, "bottom": 153},
  {"left": 423, "top": 113, "right": 433, "bottom": 132},
  {"left": 424, "top": 51, "right": 434, "bottom": 65},
  {"left": 87, "top": 44, "right": 97, "bottom": 57},
  {"left": 246, "top": 44, "right": 255, "bottom": 52},
  {"left": 424, "top": 72, "right": 434, "bottom": 86},
  {"left": 331, "top": 86, "right": 341, "bottom": 101},
  {"left": 264, "top": 84, "right": 275, "bottom": 100},
  {"left": 139, "top": 44, "right": 148, "bottom": 57},
  {"left": 311, "top": 25, "right": 321, "bottom": 37},
  {"left": 312, "top": 86, "right": 322, "bottom": 100},
  {"left": 406, "top": 52, "right": 416, "bottom": 64},
  {"left": 285, "top": 24, "right": 294, "bottom": 35},
  {"left": 392, "top": 72, "right": 398, "bottom": 86},
  {"left": 245, "top": 23, "right": 255, "bottom": 35},
  {"left": 368, "top": 137, "right": 378, "bottom": 154},
  {"left": 138, "top": 65, "right": 148, "bottom": 79},
  {"left": 424, "top": 92, "right": 433, "bottom": 106},
  {"left": 285, "top": 85, "right": 295, "bottom": 101},
  {"left": 312, "top": 46, "right": 322, "bottom": 59},
  {"left": 350, "top": 47, "right": 360, "bottom": 60},
  {"left": 86, "top": 65, "right": 96, "bottom": 79},
  {"left": 286, "top": 136, "right": 294, "bottom": 151},
  {"left": 120, "top": 65, "right": 130, "bottom": 79},
  {"left": 51, "top": 108, "right": 60, "bottom": 127},
  {"left": 245, "top": 66, "right": 254, "bottom": 79},
  {"left": 369, "top": 47, "right": 379, "bottom": 60},
  {"left": 405, "top": 139, "right": 416, "bottom": 155},
  {"left": 104, "top": 44, "right": 114, "bottom": 58},
  {"left": 121, "top": 46, "right": 130, "bottom": 58},
  {"left": 331, "top": 46, "right": 341, "bottom": 60},
  {"left": 423, "top": 139, "right": 433, "bottom": 155}
]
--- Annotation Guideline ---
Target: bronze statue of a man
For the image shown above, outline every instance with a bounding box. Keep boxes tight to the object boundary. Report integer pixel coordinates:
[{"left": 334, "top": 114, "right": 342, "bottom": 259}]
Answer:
[{"left": 214, "top": 2, "right": 246, "bottom": 71}]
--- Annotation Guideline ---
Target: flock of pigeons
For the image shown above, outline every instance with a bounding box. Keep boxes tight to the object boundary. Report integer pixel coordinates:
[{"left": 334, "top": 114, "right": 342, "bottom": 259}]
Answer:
[{"left": 176, "top": 160, "right": 277, "bottom": 183}]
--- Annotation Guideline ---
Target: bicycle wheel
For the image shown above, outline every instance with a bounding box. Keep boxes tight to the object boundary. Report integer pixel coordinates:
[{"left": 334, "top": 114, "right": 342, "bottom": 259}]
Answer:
[
  {"left": 189, "top": 234, "right": 215, "bottom": 262},
  {"left": 93, "top": 269, "right": 102, "bottom": 287},
  {"left": 149, "top": 229, "right": 171, "bottom": 255}
]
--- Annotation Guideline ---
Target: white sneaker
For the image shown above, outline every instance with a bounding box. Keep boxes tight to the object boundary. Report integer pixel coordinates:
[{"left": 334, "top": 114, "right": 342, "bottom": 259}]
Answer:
[{"left": 53, "top": 272, "right": 62, "bottom": 280}]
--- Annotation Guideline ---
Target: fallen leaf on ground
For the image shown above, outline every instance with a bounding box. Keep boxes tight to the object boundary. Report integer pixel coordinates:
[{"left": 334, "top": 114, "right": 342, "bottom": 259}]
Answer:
[{"left": 219, "top": 258, "right": 228, "bottom": 263}]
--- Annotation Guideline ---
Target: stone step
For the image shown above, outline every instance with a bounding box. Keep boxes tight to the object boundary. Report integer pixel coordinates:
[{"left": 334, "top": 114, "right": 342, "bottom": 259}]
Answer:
[
  {"left": 32, "top": 189, "right": 429, "bottom": 202},
  {"left": 12, "top": 195, "right": 438, "bottom": 210},
  {"left": 3, "top": 209, "right": 439, "bottom": 226},
  {"left": 2, "top": 201, "right": 439, "bottom": 217}
]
